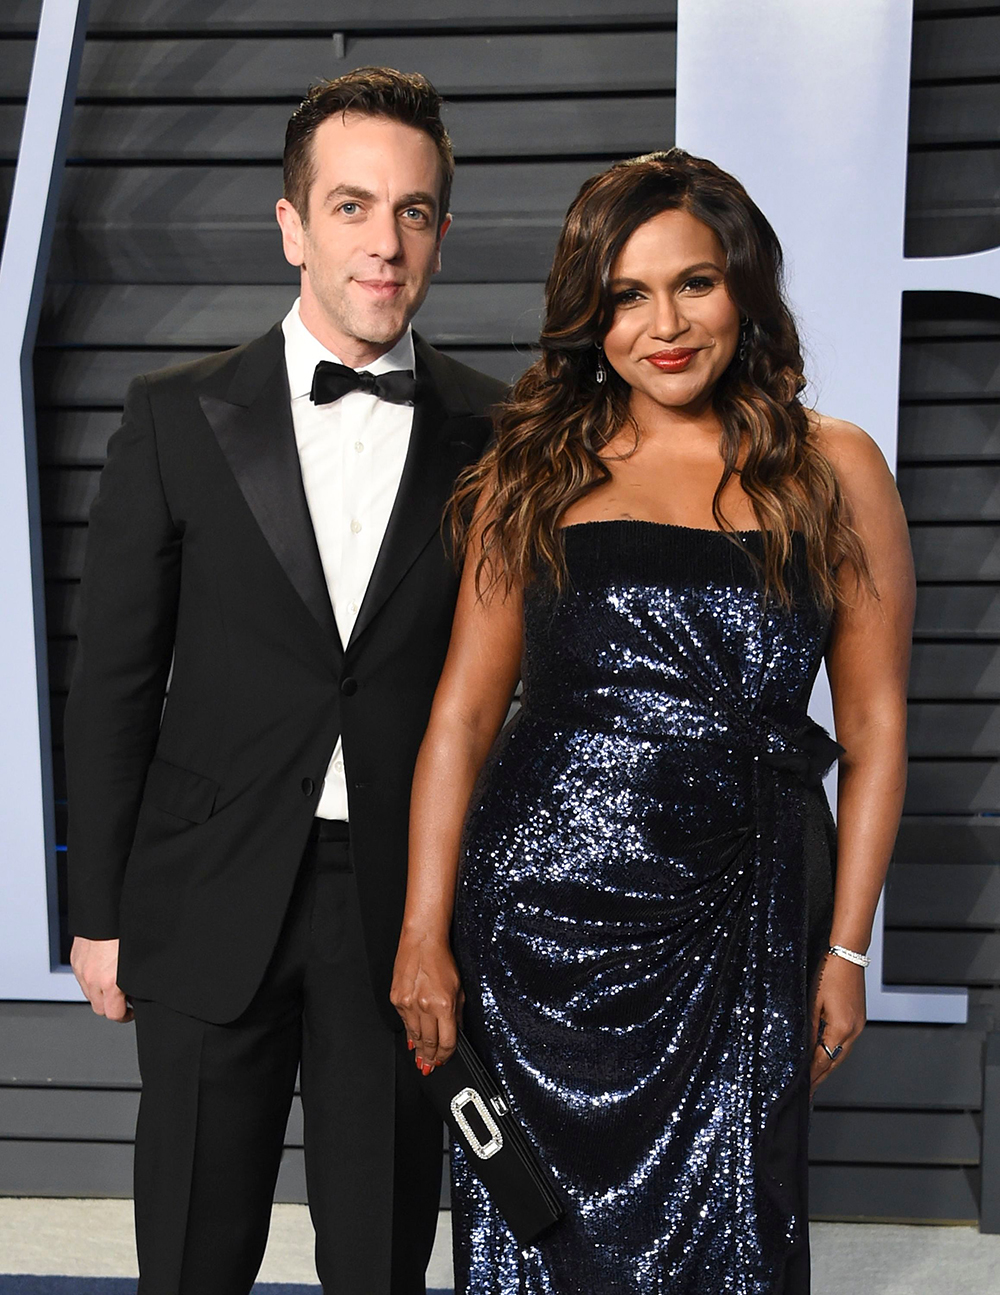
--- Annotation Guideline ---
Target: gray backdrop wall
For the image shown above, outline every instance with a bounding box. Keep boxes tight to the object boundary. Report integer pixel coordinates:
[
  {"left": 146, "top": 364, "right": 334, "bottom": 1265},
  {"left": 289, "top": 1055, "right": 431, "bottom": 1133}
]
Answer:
[{"left": 0, "top": 0, "right": 998, "bottom": 1225}]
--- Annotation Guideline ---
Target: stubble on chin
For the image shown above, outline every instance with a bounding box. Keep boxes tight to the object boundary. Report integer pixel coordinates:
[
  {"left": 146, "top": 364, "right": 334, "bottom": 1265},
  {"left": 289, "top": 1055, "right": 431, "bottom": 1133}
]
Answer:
[
  {"left": 348, "top": 304, "right": 408, "bottom": 346},
  {"left": 317, "top": 280, "right": 412, "bottom": 350}
]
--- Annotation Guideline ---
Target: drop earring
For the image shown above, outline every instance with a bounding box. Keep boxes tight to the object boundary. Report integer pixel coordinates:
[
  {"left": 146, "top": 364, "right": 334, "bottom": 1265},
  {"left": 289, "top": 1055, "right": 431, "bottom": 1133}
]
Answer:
[{"left": 595, "top": 347, "right": 607, "bottom": 385}]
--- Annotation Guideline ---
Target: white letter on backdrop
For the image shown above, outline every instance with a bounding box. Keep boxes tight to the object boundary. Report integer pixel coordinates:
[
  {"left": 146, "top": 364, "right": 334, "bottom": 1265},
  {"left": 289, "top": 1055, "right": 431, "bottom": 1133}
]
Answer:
[{"left": 676, "top": 0, "right": 998, "bottom": 1022}]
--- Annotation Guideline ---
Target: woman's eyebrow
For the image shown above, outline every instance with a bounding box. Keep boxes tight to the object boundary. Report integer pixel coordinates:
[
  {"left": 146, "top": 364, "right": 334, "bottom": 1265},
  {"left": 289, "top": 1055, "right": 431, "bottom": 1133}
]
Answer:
[
  {"left": 677, "top": 260, "right": 724, "bottom": 276},
  {"left": 609, "top": 261, "right": 724, "bottom": 289}
]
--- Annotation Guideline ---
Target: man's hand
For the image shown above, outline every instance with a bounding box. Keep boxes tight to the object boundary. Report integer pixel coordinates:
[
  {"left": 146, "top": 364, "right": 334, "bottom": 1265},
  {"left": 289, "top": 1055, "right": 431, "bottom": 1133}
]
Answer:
[{"left": 70, "top": 937, "right": 133, "bottom": 1023}]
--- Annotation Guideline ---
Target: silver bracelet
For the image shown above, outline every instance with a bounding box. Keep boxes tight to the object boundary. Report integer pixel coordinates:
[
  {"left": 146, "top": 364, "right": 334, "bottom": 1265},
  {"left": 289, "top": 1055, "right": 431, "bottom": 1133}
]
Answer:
[{"left": 829, "top": 944, "right": 870, "bottom": 968}]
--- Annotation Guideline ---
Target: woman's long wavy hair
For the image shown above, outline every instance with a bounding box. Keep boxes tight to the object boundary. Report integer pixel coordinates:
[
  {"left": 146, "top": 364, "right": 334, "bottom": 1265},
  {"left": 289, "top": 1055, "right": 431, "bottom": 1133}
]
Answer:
[{"left": 451, "top": 148, "right": 871, "bottom": 609}]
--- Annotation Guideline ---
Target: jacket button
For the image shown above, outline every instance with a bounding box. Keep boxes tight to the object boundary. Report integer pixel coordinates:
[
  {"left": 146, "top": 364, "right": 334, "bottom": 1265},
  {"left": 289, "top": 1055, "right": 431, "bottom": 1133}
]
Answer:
[
  {"left": 301, "top": 777, "right": 315, "bottom": 796},
  {"left": 340, "top": 676, "right": 358, "bottom": 696}
]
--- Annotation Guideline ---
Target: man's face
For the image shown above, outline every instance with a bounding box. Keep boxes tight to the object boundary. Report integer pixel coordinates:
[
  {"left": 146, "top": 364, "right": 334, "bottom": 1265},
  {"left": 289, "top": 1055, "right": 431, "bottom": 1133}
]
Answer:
[{"left": 277, "top": 112, "right": 450, "bottom": 356}]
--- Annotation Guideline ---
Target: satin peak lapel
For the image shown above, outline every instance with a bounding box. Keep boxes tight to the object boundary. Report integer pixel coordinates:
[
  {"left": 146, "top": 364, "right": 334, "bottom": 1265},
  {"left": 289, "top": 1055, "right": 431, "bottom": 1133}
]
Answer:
[
  {"left": 348, "top": 375, "right": 475, "bottom": 650},
  {"left": 199, "top": 336, "right": 340, "bottom": 652}
]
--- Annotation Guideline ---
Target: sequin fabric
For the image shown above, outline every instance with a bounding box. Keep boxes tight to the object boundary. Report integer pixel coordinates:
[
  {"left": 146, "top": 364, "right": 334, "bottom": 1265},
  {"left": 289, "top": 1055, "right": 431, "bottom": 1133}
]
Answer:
[{"left": 451, "top": 521, "right": 836, "bottom": 1295}]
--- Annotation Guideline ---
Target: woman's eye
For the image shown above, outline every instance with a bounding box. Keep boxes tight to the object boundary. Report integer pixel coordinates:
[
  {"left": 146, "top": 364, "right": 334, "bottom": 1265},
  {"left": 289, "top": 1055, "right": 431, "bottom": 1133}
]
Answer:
[
  {"left": 682, "top": 276, "right": 715, "bottom": 292},
  {"left": 614, "top": 289, "right": 644, "bottom": 306}
]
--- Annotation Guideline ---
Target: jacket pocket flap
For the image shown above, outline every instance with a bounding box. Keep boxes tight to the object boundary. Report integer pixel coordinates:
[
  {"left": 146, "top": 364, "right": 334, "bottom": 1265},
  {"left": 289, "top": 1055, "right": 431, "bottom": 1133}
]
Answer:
[{"left": 143, "top": 757, "right": 219, "bottom": 824}]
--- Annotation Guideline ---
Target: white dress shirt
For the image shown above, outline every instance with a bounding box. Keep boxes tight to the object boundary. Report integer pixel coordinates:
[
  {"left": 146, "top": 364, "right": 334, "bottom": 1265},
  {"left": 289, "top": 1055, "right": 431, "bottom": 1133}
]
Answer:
[{"left": 281, "top": 298, "right": 415, "bottom": 821}]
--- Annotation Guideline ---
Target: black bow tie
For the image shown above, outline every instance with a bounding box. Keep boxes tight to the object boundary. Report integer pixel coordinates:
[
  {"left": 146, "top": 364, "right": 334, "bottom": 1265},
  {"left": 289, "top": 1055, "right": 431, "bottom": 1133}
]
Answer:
[{"left": 310, "top": 361, "right": 416, "bottom": 407}]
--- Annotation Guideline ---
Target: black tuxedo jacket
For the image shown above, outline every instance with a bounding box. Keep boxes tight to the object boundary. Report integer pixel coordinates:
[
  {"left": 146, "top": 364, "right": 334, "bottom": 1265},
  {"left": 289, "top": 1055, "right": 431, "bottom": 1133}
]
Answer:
[{"left": 65, "top": 324, "right": 505, "bottom": 1026}]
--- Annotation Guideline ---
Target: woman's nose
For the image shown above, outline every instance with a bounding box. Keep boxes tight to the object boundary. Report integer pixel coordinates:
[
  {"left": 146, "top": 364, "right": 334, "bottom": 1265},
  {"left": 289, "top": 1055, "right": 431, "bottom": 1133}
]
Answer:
[{"left": 651, "top": 296, "right": 687, "bottom": 341}]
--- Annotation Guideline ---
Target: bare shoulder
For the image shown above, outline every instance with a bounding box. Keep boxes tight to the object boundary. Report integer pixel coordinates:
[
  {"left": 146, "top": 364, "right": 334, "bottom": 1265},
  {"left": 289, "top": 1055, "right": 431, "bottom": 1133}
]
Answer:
[
  {"left": 808, "top": 411, "right": 890, "bottom": 477},
  {"left": 807, "top": 410, "right": 898, "bottom": 510},
  {"left": 806, "top": 411, "right": 910, "bottom": 582}
]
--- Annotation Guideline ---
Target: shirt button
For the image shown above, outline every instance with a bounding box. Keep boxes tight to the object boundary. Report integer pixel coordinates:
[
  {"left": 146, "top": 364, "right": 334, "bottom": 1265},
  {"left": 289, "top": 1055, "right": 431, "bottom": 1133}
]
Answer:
[
  {"left": 301, "top": 777, "right": 315, "bottom": 797},
  {"left": 340, "top": 676, "right": 358, "bottom": 696},
  {"left": 348, "top": 601, "right": 359, "bottom": 615},
  {"left": 354, "top": 441, "right": 364, "bottom": 453},
  {"left": 350, "top": 519, "right": 362, "bottom": 534},
  {"left": 333, "top": 758, "right": 344, "bottom": 773}
]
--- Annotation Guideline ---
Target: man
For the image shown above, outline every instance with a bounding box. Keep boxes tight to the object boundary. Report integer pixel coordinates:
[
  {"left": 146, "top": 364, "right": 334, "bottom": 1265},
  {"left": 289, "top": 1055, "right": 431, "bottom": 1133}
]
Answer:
[{"left": 65, "top": 67, "right": 505, "bottom": 1295}]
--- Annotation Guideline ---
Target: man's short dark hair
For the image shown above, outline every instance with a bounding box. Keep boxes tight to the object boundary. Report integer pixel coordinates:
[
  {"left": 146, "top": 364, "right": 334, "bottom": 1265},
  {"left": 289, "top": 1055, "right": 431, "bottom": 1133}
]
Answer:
[{"left": 284, "top": 66, "right": 454, "bottom": 223}]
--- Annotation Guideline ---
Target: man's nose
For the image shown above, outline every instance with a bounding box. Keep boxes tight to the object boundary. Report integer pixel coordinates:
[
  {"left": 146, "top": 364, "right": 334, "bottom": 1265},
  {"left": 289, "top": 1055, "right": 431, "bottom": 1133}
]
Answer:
[{"left": 367, "top": 207, "right": 403, "bottom": 261}]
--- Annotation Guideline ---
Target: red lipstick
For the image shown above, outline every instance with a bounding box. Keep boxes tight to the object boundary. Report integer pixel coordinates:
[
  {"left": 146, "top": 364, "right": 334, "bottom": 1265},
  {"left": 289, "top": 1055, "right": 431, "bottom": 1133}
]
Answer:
[{"left": 645, "top": 348, "right": 698, "bottom": 372}]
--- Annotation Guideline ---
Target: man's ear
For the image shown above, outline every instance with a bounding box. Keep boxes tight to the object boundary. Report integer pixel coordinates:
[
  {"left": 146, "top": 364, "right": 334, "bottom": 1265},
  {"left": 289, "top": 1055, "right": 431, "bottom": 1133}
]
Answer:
[
  {"left": 276, "top": 197, "right": 306, "bottom": 269},
  {"left": 433, "top": 212, "right": 453, "bottom": 275}
]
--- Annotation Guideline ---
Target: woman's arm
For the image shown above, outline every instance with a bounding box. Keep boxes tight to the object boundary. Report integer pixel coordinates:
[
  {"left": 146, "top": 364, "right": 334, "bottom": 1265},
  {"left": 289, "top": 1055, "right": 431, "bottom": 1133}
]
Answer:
[
  {"left": 390, "top": 536, "right": 524, "bottom": 1071},
  {"left": 811, "top": 416, "right": 916, "bottom": 1092}
]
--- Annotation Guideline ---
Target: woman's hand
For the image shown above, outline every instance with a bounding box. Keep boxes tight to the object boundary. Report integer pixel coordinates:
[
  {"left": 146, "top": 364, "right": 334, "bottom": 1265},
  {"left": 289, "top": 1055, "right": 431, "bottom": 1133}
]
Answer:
[
  {"left": 390, "top": 930, "right": 464, "bottom": 1074},
  {"left": 810, "top": 952, "right": 866, "bottom": 1096}
]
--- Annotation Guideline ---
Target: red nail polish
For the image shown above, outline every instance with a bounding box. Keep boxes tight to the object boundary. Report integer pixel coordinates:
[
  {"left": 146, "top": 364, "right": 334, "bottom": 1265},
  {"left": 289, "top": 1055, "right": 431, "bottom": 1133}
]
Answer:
[{"left": 407, "top": 1039, "right": 415, "bottom": 1051}]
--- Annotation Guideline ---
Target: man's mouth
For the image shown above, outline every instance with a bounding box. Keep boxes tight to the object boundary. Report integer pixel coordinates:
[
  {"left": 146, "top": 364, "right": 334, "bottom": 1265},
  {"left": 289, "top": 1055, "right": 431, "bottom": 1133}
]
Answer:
[{"left": 354, "top": 279, "right": 405, "bottom": 300}]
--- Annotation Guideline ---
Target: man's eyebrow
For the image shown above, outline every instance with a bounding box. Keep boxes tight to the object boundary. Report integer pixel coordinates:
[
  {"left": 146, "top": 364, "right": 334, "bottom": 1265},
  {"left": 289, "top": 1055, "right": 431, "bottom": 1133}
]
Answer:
[
  {"left": 322, "top": 184, "right": 377, "bottom": 206},
  {"left": 320, "top": 185, "right": 438, "bottom": 214},
  {"left": 396, "top": 191, "right": 437, "bottom": 210}
]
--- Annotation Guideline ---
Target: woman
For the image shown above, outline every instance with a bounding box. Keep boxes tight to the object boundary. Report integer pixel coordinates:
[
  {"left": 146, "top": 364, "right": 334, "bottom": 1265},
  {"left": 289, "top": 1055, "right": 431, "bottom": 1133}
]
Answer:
[{"left": 391, "top": 149, "right": 913, "bottom": 1294}]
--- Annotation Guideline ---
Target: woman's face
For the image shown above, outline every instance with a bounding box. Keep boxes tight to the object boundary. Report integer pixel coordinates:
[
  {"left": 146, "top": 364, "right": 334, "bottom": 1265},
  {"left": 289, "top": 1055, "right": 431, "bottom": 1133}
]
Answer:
[{"left": 601, "top": 207, "right": 741, "bottom": 414}]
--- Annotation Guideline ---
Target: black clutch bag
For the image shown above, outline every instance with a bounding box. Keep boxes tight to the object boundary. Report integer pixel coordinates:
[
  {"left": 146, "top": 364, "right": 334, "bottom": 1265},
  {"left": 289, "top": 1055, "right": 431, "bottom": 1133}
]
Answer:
[{"left": 414, "top": 1029, "right": 565, "bottom": 1246}]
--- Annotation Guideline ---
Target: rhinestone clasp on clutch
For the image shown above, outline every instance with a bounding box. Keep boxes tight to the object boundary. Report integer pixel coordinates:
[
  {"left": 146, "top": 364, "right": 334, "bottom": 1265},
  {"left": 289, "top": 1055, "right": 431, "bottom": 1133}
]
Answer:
[{"left": 451, "top": 1086, "right": 505, "bottom": 1160}]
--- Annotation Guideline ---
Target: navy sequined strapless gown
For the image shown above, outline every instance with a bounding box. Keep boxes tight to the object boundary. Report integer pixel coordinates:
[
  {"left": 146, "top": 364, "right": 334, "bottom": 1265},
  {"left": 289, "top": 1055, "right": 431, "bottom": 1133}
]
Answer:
[{"left": 451, "top": 521, "right": 839, "bottom": 1295}]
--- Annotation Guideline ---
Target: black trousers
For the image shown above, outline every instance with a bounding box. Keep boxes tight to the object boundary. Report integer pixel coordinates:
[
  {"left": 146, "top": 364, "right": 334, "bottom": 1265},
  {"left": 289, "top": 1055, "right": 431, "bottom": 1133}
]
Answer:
[{"left": 131, "top": 823, "right": 442, "bottom": 1295}]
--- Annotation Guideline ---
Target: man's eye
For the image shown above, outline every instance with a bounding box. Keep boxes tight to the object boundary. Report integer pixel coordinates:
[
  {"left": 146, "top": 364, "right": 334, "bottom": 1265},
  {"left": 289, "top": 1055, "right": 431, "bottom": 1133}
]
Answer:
[
  {"left": 340, "top": 202, "right": 359, "bottom": 215},
  {"left": 403, "top": 208, "right": 428, "bottom": 222}
]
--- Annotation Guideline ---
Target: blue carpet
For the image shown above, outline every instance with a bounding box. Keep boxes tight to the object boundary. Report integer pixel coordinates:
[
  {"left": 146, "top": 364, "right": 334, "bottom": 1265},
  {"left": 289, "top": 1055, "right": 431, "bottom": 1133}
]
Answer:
[{"left": 0, "top": 1283, "right": 453, "bottom": 1294}]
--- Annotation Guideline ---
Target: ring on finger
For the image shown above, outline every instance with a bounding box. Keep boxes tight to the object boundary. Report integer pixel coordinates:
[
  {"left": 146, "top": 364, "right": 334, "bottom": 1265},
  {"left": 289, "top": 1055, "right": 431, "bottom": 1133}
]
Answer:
[{"left": 821, "top": 1041, "right": 843, "bottom": 1062}]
